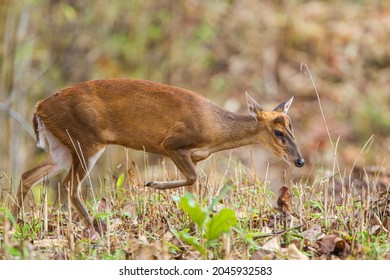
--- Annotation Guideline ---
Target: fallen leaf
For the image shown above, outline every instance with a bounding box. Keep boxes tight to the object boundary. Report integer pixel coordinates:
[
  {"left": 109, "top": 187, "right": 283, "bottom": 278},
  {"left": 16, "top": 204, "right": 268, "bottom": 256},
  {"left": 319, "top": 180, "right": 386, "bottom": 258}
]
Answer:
[
  {"left": 372, "top": 212, "right": 389, "bottom": 234},
  {"left": 251, "top": 249, "right": 275, "bottom": 260},
  {"left": 286, "top": 243, "right": 309, "bottom": 260},
  {"left": 277, "top": 186, "right": 292, "bottom": 213},
  {"left": 181, "top": 250, "right": 202, "bottom": 260},
  {"left": 262, "top": 236, "right": 281, "bottom": 251},
  {"left": 127, "top": 163, "right": 138, "bottom": 186},
  {"left": 317, "top": 234, "right": 350, "bottom": 258},
  {"left": 122, "top": 202, "right": 138, "bottom": 225},
  {"left": 93, "top": 218, "right": 107, "bottom": 234},
  {"left": 317, "top": 235, "right": 338, "bottom": 254},
  {"left": 301, "top": 224, "right": 322, "bottom": 242},
  {"left": 370, "top": 225, "right": 381, "bottom": 235},
  {"left": 96, "top": 197, "right": 112, "bottom": 213}
]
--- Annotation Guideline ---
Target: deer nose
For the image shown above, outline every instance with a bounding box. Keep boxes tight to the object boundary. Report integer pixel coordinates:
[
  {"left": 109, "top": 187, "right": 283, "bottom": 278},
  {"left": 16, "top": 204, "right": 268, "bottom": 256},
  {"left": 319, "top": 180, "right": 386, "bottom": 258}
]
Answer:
[{"left": 295, "top": 158, "right": 305, "bottom": 168}]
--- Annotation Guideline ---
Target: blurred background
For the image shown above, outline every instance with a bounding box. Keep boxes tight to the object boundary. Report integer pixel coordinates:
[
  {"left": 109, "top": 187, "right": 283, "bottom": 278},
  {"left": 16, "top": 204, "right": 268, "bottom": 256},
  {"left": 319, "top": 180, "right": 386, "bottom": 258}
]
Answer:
[{"left": 1, "top": 0, "right": 389, "bottom": 195}]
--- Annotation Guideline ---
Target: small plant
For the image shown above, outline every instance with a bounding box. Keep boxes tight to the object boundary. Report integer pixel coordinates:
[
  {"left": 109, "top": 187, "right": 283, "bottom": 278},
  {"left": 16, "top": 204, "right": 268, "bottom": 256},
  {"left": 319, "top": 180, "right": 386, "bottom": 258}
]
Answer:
[
  {"left": 172, "top": 191, "right": 237, "bottom": 259},
  {"left": 354, "top": 231, "right": 390, "bottom": 259},
  {"left": 0, "top": 207, "right": 41, "bottom": 241}
]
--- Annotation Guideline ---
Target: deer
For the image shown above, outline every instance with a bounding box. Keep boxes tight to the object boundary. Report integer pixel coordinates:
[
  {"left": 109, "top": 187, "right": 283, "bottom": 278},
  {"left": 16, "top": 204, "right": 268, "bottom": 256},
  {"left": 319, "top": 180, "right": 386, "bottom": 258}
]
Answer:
[{"left": 13, "top": 78, "right": 304, "bottom": 235}]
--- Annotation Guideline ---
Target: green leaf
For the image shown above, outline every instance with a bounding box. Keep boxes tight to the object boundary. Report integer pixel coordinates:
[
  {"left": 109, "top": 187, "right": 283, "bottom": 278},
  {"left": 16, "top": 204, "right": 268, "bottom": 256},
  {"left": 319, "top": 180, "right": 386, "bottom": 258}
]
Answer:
[
  {"left": 177, "top": 229, "right": 206, "bottom": 255},
  {"left": 0, "top": 207, "right": 16, "bottom": 224},
  {"left": 94, "top": 212, "right": 112, "bottom": 219},
  {"left": 178, "top": 193, "right": 207, "bottom": 229},
  {"left": 205, "top": 208, "right": 237, "bottom": 241},
  {"left": 116, "top": 173, "right": 125, "bottom": 188},
  {"left": 207, "top": 185, "right": 233, "bottom": 212}
]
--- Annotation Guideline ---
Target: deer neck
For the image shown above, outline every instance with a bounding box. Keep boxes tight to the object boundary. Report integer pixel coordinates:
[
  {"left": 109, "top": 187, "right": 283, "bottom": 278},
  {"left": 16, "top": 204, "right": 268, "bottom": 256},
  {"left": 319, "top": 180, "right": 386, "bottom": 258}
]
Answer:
[{"left": 209, "top": 111, "right": 265, "bottom": 153}]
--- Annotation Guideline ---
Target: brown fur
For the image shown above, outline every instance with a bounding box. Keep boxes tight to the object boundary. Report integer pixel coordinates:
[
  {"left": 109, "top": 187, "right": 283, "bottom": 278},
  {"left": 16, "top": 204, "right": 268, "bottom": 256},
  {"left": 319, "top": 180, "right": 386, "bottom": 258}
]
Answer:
[{"left": 14, "top": 79, "right": 304, "bottom": 232}]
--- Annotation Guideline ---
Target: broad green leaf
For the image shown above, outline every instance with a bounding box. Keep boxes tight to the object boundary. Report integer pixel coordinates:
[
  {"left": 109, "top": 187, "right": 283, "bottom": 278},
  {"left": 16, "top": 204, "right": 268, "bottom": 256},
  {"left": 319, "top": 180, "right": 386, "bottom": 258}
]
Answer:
[
  {"left": 178, "top": 193, "right": 207, "bottom": 229},
  {"left": 205, "top": 208, "right": 237, "bottom": 241}
]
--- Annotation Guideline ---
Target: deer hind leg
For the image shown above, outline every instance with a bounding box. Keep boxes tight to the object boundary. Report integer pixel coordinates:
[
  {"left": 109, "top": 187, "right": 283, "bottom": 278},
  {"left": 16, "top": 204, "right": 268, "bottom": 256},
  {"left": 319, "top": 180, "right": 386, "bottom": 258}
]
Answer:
[
  {"left": 13, "top": 152, "right": 72, "bottom": 219},
  {"left": 13, "top": 126, "right": 73, "bottom": 219},
  {"left": 145, "top": 149, "right": 198, "bottom": 190},
  {"left": 13, "top": 156, "right": 54, "bottom": 218}
]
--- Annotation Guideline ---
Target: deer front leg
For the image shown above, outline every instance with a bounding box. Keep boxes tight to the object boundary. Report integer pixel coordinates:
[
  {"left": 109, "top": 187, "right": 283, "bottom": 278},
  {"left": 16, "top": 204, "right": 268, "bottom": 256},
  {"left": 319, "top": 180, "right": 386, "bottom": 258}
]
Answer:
[{"left": 145, "top": 149, "right": 197, "bottom": 190}]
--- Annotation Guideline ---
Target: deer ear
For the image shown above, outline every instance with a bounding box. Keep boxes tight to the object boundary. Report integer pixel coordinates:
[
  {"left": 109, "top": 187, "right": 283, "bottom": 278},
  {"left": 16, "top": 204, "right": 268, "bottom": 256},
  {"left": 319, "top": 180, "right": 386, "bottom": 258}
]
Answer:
[
  {"left": 273, "top": 96, "right": 294, "bottom": 114},
  {"left": 246, "top": 92, "right": 263, "bottom": 120}
]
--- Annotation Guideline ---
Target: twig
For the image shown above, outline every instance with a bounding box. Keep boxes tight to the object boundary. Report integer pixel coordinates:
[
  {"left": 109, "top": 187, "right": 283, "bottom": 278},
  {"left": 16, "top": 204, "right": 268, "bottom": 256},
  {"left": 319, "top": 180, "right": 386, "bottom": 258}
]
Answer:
[
  {"left": 252, "top": 224, "right": 303, "bottom": 240},
  {"left": 348, "top": 135, "right": 375, "bottom": 187},
  {"left": 0, "top": 103, "right": 34, "bottom": 139},
  {"left": 300, "top": 63, "right": 342, "bottom": 181}
]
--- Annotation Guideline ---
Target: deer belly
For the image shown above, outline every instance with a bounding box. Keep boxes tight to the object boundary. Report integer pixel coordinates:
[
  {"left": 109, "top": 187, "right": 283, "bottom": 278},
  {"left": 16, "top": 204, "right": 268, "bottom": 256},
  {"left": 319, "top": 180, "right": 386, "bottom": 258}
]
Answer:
[{"left": 191, "top": 149, "right": 211, "bottom": 162}]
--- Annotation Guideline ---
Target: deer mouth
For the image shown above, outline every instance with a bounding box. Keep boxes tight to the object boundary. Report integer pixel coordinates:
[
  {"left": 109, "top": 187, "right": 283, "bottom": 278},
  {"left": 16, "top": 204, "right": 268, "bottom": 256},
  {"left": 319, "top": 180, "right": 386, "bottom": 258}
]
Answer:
[
  {"left": 282, "top": 155, "right": 292, "bottom": 166},
  {"left": 282, "top": 155, "right": 304, "bottom": 168}
]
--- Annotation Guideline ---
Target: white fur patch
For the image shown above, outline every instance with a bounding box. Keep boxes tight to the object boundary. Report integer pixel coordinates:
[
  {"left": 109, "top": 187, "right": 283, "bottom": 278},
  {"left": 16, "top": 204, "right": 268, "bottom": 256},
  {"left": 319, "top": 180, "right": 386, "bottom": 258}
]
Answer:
[
  {"left": 45, "top": 129, "right": 72, "bottom": 172},
  {"left": 35, "top": 116, "right": 47, "bottom": 150},
  {"left": 88, "top": 147, "right": 106, "bottom": 171},
  {"left": 27, "top": 129, "right": 72, "bottom": 189}
]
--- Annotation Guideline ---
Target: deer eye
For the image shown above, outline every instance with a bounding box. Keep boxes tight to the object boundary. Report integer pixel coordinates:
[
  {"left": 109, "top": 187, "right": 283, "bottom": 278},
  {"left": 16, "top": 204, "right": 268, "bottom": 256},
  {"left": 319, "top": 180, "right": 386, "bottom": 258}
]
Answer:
[{"left": 274, "top": 130, "right": 283, "bottom": 138}]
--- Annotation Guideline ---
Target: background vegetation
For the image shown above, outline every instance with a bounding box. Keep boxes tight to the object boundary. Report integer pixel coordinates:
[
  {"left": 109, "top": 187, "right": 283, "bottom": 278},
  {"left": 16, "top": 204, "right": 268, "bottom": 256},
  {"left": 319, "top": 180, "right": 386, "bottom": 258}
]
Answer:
[{"left": 0, "top": 0, "right": 389, "bottom": 260}]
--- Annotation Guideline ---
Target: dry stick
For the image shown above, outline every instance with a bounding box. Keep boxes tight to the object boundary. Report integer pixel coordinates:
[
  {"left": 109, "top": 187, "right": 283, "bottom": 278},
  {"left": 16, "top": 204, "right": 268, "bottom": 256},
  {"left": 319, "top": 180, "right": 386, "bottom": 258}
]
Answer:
[
  {"left": 264, "top": 162, "right": 270, "bottom": 210},
  {"left": 3, "top": 76, "right": 53, "bottom": 137},
  {"left": 0, "top": 104, "right": 35, "bottom": 139},
  {"left": 300, "top": 63, "right": 343, "bottom": 219},
  {"left": 43, "top": 183, "right": 48, "bottom": 233},
  {"left": 252, "top": 224, "right": 304, "bottom": 240},
  {"left": 67, "top": 174, "right": 75, "bottom": 254},
  {"left": 300, "top": 64, "right": 336, "bottom": 154},
  {"left": 348, "top": 135, "right": 375, "bottom": 189},
  {"left": 57, "top": 182, "right": 61, "bottom": 239}
]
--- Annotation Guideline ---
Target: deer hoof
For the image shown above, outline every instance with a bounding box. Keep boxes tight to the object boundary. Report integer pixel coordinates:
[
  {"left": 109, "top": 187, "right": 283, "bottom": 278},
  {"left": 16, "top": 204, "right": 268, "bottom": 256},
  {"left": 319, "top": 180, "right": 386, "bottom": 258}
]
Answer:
[{"left": 145, "top": 181, "right": 164, "bottom": 189}]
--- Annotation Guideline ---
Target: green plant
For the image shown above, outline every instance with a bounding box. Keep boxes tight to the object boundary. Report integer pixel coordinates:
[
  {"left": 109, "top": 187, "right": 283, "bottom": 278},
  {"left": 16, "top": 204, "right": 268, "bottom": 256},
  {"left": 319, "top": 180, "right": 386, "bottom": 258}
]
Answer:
[
  {"left": 172, "top": 191, "right": 237, "bottom": 259},
  {"left": 354, "top": 231, "right": 390, "bottom": 259},
  {"left": 0, "top": 207, "right": 43, "bottom": 240}
]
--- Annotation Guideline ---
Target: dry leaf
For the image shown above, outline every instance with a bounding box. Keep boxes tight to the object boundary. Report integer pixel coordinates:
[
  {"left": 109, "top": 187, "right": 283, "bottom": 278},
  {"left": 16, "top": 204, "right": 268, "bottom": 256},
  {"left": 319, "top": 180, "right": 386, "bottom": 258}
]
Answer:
[
  {"left": 251, "top": 249, "right": 275, "bottom": 260},
  {"left": 329, "top": 220, "right": 339, "bottom": 231},
  {"left": 127, "top": 166, "right": 137, "bottom": 186},
  {"left": 54, "top": 252, "right": 67, "bottom": 260},
  {"left": 370, "top": 225, "right": 381, "bottom": 235},
  {"left": 181, "top": 250, "right": 202, "bottom": 260},
  {"left": 301, "top": 224, "right": 322, "bottom": 242},
  {"left": 317, "top": 235, "right": 338, "bottom": 254},
  {"left": 122, "top": 202, "right": 138, "bottom": 225},
  {"left": 82, "top": 227, "right": 101, "bottom": 241},
  {"left": 129, "top": 235, "right": 170, "bottom": 260},
  {"left": 317, "top": 234, "right": 349, "bottom": 257},
  {"left": 93, "top": 218, "right": 107, "bottom": 234},
  {"left": 262, "top": 236, "right": 281, "bottom": 251},
  {"left": 96, "top": 197, "right": 112, "bottom": 213},
  {"left": 286, "top": 244, "right": 309, "bottom": 260},
  {"left": 372, "top": 212, "right": 389, "bottom": 234},
  {"left": 277, "top": 186, "right": 292, "bottom": 213}
]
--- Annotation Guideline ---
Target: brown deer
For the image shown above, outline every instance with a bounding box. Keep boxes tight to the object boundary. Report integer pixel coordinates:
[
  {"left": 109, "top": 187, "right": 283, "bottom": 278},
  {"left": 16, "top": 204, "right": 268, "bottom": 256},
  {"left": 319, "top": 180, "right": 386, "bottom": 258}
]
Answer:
[{"left": 13, "top": 79, "right": 304, "bottom": 233}]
